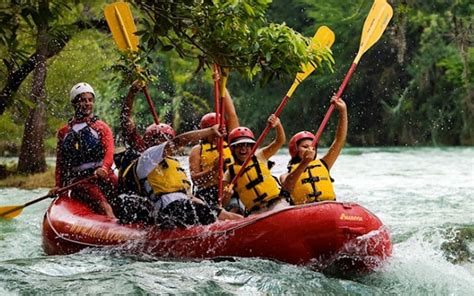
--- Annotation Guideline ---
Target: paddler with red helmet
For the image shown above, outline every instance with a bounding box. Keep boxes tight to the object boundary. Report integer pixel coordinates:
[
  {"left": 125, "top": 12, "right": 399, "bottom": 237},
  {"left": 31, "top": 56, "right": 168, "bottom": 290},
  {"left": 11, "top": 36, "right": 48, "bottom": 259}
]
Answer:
[
  {"left": 280, "top": 95, "right": 347, "bottom": 205},
  {"left": 222, "top": 114, "right": 289, "bottom": 215},
  {"left": 189, "top": 81, "right": 239, "bottom": 207}
]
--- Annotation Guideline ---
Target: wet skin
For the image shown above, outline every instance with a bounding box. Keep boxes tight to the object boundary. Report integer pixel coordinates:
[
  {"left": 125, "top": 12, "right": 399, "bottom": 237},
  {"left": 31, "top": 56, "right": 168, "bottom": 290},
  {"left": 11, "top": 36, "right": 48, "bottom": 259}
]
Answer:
[
  {"left": 232, "top": 143, "right": 255, "bottom": 163},
  {"left": 73, "top": 92, "right": 94, "bottom": 119},
  {"left": 296, "top": 139, "right": 317, "bottom": 161}
]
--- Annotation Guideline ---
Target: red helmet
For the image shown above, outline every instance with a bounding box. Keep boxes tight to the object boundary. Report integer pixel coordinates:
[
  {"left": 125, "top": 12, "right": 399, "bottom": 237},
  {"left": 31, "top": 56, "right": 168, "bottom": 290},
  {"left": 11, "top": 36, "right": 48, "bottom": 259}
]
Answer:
[
  {"left": 143, "top": 123, "right": 176, "bottom": 146},
  {"left": 200, "top": 112, "right": 217, "bottom": 129},
  {"left": 229, "top": 127, "right": 256, "bottom": 146},
  {"left": 289, "top": 131, "right": 315, "bottom": 158}
]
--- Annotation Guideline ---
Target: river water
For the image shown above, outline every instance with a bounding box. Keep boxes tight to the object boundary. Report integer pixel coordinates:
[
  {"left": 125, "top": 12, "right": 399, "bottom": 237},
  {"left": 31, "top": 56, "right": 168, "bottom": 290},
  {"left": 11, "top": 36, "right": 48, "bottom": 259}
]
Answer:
[{"left": 0, "top": 147, "right": 473, "bottom": 295}]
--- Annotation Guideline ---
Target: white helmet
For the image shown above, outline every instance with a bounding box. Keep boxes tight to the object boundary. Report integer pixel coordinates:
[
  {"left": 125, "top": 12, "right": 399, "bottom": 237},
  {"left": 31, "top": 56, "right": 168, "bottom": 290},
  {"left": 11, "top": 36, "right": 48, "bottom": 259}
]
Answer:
[{"left": 69, "top": 82, "right": 95, "bottom": 103}]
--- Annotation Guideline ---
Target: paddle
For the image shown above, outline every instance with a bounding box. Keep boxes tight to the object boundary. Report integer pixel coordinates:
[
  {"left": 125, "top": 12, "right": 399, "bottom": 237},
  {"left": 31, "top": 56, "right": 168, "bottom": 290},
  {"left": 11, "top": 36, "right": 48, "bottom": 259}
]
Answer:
[
  {"left": 216, "top": 66, "right": 229, "bottom": 204},
  {"left": 0, "top": 176, "right": 95, "bottom": 220},
  {"left": 104, "top": 2, "right": 160, "bottom": 124},
  {"left": 228, "top": 26, "right": 335, "bottom": 189},
  {"left": 311, "top": 0, "right": 393, "bottom": 147}
]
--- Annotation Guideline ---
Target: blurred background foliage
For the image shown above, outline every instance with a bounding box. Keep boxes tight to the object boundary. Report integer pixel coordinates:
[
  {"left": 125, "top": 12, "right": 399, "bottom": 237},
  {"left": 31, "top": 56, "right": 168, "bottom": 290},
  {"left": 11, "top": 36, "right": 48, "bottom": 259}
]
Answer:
[{"left": 0, "top": 0, "right": 472, "bottom": 162}]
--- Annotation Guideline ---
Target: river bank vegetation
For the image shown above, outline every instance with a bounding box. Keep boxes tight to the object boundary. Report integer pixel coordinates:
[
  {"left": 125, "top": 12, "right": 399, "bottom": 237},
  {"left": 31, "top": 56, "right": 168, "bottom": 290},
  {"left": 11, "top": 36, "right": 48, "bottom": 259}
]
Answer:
[{"left": 0, "top": 0, "right": 472, "bottom": 178}]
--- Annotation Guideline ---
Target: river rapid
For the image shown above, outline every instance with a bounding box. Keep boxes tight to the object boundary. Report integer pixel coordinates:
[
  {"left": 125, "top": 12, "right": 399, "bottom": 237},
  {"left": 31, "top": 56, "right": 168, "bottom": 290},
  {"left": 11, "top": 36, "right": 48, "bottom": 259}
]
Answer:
[{"left": 0, "top": 147, "right": 473, "bottom": 295}]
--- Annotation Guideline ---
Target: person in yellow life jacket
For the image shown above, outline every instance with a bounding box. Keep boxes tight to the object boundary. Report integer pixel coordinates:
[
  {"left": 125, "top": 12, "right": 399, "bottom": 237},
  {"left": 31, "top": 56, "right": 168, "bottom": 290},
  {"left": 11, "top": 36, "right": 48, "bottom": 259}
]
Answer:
[
  {"left": 114, "top": 84, "right": 242, "bottom": 228},
  {"left": 222, "top": 115, "right": 289, "bottom": 215},
  {"left": 189, "top": 84, "right": 240, "bottom": 207},
  {"left": 280, "top": 95, "right": 347, "bottom": 205}
]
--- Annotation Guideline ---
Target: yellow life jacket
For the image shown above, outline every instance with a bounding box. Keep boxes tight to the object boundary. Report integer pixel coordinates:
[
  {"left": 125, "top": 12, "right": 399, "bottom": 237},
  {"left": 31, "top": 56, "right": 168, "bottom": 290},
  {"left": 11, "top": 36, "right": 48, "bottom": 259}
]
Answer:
[
  {"left": 228, "top": 156, "right": 281, "bottom": 211},
  {"left": 147, "top": 157, "right": 191, "bottom": 195},
  {"left": 288, "top": 159, "right": 335, "bottom": 204},
  {"left": 200, "top": 141, "right": 233, "bottom": 172}
]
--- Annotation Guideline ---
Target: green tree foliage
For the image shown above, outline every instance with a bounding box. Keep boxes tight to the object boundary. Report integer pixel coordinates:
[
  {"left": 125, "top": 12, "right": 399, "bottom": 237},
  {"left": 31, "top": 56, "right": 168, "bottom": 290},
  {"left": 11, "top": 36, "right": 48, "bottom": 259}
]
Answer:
[
  {"left": 0, "top": 0, "right": 472, "bottom": 165},
  {"left": 0, "top": 1, "right": 119, "bottom": 171},
  {"left": 244, "top": 0, "right": 473, "bottom": 146},
  {"left": 134, "top": 0, "right": 333, "bottom": 82}
]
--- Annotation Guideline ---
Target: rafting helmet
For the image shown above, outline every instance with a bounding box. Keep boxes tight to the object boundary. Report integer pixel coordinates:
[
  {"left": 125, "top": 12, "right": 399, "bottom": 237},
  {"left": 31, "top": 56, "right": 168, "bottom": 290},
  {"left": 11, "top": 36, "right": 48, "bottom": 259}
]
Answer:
[
  {"left": 200, "top": 112, "right": 218, "bottom": 129},
  {"left": 143, "top": 123, "right": 176, "bottom": 147},
  {"left": 229, "top": 127, "right": 256, "bottom": 146},
  {"left": 289, "top": 131, "right": 315, "bottom": 158},
  {"left": 69, "top": 82, "right": 95, "bottom": 103}
]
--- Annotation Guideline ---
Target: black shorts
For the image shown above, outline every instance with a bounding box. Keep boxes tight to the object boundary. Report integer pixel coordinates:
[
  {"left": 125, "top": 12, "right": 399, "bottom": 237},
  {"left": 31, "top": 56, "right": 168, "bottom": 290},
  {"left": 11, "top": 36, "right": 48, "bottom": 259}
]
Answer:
[
  {"left": 110, "top": 193, "right": 155, "bottom": 225},
  {"left": 194, "top": 186, "right": 219, "bottom": 207},
  {"left": 156, "top": 199, "right": 218, "bottom": 229}
]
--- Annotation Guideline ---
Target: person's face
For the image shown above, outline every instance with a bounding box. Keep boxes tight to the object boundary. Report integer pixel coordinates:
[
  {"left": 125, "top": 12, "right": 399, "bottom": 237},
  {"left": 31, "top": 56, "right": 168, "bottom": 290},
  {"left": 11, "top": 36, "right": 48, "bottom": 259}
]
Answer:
[
  {"left": 73, "top": 92, "right": 94, "bottom": 118},
  {"left": 232, "top": 142, "right": 254, "bottom": 162},
  {"left": 297, "top": 139, "right": 315, "bottom": 158}
]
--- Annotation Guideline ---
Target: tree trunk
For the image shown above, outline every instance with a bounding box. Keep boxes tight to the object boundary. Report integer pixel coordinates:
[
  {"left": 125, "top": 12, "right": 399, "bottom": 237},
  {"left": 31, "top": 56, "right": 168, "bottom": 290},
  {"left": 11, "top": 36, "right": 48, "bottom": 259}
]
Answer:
[{"left": 17, "top": 0, "right": 49, "bottom": 174}]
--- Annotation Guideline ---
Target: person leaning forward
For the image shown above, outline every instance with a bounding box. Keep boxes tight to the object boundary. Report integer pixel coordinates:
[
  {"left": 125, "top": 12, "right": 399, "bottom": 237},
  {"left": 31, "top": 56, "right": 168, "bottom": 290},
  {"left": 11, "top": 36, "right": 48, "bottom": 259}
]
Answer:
[
  {"left": 115, "top": 82, "right": 242, "bottom": 227},
  {"left": 119, "top": 124, "right": 243, "bottom": 228}
]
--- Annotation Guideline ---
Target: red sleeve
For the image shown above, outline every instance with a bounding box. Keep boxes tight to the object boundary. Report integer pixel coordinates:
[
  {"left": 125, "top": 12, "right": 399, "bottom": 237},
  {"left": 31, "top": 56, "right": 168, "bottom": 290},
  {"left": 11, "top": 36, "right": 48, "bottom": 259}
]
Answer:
[
  {"left": 55, "top": 125, "right": 68, "bottom": 187},
  {"left": 121, "top": 88, "right": 146, "bottom": 152},
  {"left": 91, "top": 120, "right": 115, "bottom": 172}
]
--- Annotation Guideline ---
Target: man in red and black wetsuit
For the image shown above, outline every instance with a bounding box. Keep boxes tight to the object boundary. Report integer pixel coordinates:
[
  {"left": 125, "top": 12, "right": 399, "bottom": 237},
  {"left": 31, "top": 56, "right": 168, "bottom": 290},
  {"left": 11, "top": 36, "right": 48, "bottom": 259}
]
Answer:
[{"left": 51, "top": 82, "right": 117, "bottom": 218}]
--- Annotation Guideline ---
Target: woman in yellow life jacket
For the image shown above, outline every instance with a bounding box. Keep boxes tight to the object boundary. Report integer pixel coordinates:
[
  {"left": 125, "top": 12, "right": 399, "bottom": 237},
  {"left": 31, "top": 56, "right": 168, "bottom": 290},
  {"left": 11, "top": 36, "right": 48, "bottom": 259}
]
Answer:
[
  {"left": 189, "top": 75, "right": 240, "bottom": 207},
  {"left": 222, "top": 115, "right": 289, "bottom": 215},
  {"left": 280, "top": 95, "right": 347, "bottom": 205}
]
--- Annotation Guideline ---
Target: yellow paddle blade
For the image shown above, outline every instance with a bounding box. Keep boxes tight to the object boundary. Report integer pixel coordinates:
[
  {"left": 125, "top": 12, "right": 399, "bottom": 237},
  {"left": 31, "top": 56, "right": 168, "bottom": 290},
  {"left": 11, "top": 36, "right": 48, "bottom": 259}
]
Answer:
[
  {"left": 219, "top": 67, "right": 230, "bottom": 97},
  {"left": 287, "top": 26, "right": 335, "bottom": 97},
  {"left": 104, "top": 2, "right": 139, "bottom": 52},
  {"left": 0, "top": 205, "right": 24, "bottom": 220},
  {"left": 354, "top": 0, "right": 393, "bottom": 64}
]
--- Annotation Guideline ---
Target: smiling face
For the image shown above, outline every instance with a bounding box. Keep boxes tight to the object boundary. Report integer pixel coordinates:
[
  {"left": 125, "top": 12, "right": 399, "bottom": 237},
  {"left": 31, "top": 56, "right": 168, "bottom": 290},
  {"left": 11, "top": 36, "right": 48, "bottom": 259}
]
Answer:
[
  {"left": 231, "top": 142, "right": 254, "bottom": 163},
  {"left": 296, "top": 139, "right": 316, "bottom": 159},
  {"left": 73, "top": 92, "right": 94, "bottom": 119}
]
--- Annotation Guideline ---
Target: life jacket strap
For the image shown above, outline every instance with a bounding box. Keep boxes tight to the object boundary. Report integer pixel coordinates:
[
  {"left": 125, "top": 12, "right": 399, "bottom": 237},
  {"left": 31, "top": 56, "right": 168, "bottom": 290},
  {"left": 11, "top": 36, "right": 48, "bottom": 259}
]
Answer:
[
  {"left": 252, "top": 192, "right": 268, "bottom": 203},
  {"left": 245, "top": 175, "right": 264, "bottom": 189},
  {"left": 307, "top": 191, "right": 322, "bottom": 198},
  {"left": 302, "top": 176, "right": 320, "bottom": 184}
]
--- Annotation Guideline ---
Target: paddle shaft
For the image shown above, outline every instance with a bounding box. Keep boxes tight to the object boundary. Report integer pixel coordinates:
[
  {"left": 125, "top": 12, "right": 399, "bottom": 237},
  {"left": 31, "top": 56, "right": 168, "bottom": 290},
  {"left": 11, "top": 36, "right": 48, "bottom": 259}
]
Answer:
[
  {"left": 212, "top": 64, "right": 222, "bottom": 202},
  {"left": 142, "top": 86, "right": 160, "bottom": 124},
  {"left": 217, "top": 100, "right": 225, "bottom": 204},
  {"left": 0, "top": 176, "right": 95, "bottom": 217},
  {"left": 216, "top": 66, "right": 228, "bottom": 204},
  {"left": 312, "top": 62, "right": 357, "bottom": 146},
  {"left": 229, "top": 94, "right": 290, "bottom": 187}
]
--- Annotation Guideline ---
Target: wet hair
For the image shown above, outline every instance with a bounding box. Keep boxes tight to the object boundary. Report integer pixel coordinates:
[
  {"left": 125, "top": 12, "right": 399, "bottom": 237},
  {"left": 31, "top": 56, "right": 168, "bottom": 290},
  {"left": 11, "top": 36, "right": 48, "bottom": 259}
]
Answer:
[{"left": 287, "top": 156, "right": 302, "bottom": 172}]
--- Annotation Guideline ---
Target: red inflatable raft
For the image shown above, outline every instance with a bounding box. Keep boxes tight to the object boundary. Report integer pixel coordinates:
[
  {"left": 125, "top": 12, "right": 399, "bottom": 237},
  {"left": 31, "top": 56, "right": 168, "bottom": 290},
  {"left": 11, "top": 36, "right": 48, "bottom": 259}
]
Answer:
[{"left": 42, "top": 195, "right": 391, "bottom": 274}]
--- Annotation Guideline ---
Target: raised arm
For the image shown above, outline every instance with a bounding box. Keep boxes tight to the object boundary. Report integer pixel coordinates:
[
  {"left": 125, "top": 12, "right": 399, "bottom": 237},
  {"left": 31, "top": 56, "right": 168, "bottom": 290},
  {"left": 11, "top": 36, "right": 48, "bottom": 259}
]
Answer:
[
  {"left": 121, "top": 81, "right": 146, "bottom": 150},
  {"left": 321, "top": 96, "right": 348, "bottom": 170},
  {"left": 222, "top": 88, "right": 240, "bottom": 133},
  {"left": 121, "top": 82, "right": 139, "bottom": 136},
  {"left": 261, "top": 114, "right": 286, "bottom": 160},
  {"left": 163, "top": 124, "right": 223, "bottom": 157}
]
